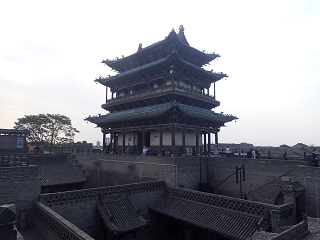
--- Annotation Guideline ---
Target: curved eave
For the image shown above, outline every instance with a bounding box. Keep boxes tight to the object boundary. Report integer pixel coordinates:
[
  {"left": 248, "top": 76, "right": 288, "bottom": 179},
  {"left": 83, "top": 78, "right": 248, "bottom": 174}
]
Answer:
[
  {"left": 85, "top": 103, "right": 172, "bottom": 126},
  {"left": 176, "top": 103, "right": 238, "bottom": 124},
  {"left": 85, "top": 103, "right": 237, "bottom": 127},
  {"left": 95, "top": 51, "right": 227, "bottom": 88},
  {"left": 100, "top": 27, "right": 220, "bottom": 72}
]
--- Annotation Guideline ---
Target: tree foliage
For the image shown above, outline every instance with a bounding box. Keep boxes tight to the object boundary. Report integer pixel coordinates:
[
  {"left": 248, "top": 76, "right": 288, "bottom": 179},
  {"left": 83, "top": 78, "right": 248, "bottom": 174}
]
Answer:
[
  {"left": 14, "top": 114, "right": 79, "bottom": 150},
  {"left": 280, "top": 144, "right": 289, "bottom": 148}
]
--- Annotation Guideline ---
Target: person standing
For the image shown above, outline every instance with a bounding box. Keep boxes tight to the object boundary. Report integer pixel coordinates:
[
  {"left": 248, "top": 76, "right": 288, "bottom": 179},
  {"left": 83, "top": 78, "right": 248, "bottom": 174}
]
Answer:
[
  {"left": 252, "top": 148, "right": 256, "bottom": 159},
  {"left": 254, "top": 147, "right": 259, "bottom": 159},
  {"left": 247, "top": 148, "right": 252, "bottom": 158},
  {"left": 226, "top": 146, "right": 231, "bottom": 157},
  {"left": 312, "top": 149, "right": 319, "bottom": 167}
]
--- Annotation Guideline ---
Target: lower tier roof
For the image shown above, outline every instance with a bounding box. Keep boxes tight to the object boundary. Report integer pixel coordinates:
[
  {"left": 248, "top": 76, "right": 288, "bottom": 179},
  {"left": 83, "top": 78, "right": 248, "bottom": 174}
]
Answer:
[{"left": 86, "top": 103, "right": 237, "bottom": 127}]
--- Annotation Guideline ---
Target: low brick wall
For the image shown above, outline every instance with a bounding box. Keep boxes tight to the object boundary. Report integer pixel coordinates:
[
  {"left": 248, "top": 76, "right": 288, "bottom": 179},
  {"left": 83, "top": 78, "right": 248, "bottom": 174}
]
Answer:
[
  {"left": 33, "top": 202, "right": 94, "bottom": 240},
  {"left": 39, "top": 181, "right": 165, "bottom": 239}
]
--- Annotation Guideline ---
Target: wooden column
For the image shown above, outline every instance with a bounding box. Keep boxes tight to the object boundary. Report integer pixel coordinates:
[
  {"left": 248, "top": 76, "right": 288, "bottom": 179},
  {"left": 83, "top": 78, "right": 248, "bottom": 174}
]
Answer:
[
  {"left": 106, "top": 86, "right": 108, "bottom": 102},
  {"left": 208, "top": 133, "right": 211, "bottom": 157},
  {"left": 213, "top": 81, "right": 216, "bottom": 100},
  {"left": 196, "top": 130, "right": 199, "bottom": 156},
  {"left": 113, "top": 133, "right": 117, "bottom": 153},
  {"left": 142, "top": 130, "right": 146, "bottom": 148},
  {"left": 203, "top": 132, "right": 207, "bottom": 156},
  {"left": 110, "top": 133, "right": 113, "bottom": 153},
  {"left": 182, "top": 128, "right": 186, "bottom": 157},
  {"left": 215, "top": 132, "right": 219, "bottom": 149},
  {"left": 122, "top": 132, "right": 126, "bottom": 154},
  {"left": 171, "top": 127, "right": 175, "bottom": 156},
  {"left": 103, "top": 131, "right": 106, "bottom": 150},
  {"left": 159, "top": 129, "right": 163, "bottom": 156}
]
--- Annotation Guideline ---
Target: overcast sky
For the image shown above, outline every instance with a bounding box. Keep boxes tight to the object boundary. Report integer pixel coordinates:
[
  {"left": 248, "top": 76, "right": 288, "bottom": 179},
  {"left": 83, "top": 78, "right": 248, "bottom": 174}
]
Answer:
[{"left": 1, "top": 0, "right": 319, "bottom": 147}]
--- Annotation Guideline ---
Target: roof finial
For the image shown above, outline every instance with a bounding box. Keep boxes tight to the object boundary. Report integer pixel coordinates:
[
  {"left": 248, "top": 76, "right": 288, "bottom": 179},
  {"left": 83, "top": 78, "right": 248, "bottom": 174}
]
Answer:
[
  {"left": 179, "top": 25, "right": 184, "bottom": 33},
  {"left": 137, "top": 43, "right": 142, "bottom": 52}
]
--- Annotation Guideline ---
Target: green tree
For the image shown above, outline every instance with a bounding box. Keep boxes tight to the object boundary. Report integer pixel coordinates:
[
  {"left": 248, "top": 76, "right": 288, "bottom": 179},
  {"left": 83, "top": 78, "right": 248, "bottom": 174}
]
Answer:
[
  {"left": 280, "top": 144, "right": 289, "bottom": 147},
  {"left": 14, "top": 114, "right": 79, "bottom": 151}
]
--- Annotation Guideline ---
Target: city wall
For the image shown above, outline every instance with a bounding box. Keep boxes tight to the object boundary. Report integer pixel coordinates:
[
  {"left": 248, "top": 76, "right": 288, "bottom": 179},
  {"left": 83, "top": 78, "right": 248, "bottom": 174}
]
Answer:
[
  {"left": 74, "top": 154, "right": 307, "bottom": 198},
  {"left": 0, "top": 165, "right": 39, "bottom": 227}
]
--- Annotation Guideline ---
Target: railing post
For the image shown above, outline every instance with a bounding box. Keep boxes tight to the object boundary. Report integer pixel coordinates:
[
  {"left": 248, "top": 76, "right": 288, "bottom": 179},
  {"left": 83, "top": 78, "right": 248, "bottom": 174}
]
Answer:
[{"left": 268, "top": 151, "right": 271, "bottom": 159}]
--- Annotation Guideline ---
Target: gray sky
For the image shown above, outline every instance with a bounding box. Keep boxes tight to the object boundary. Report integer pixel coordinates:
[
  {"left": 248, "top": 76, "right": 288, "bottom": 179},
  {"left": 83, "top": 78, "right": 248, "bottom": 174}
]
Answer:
[{"left": 1, "top": 0, "right": 319, "bottom": 147}]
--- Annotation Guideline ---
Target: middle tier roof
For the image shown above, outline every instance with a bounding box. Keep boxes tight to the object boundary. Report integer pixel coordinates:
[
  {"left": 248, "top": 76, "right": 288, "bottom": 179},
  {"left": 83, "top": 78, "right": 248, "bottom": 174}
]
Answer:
[{"left": 95, "top": 51, "right": 227, "bottom": 92}]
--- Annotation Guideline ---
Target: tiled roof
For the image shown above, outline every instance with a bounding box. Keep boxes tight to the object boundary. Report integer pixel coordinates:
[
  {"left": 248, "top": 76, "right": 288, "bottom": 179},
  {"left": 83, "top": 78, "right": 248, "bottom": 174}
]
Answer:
[
  {"left": 37, "top": 162, "right": 86, "bottom": 187},
  {"left": 149, "top": 196, "right": 259, "bottom": 240},
  {"left": 97, "top": 198, "right": 149, "bottom": 236},
  {"left": 87, "top": 103, "right": 237, "bottom": 125},
  {"left": 97, "top": 51, "right": 225, "bottom": 88}
]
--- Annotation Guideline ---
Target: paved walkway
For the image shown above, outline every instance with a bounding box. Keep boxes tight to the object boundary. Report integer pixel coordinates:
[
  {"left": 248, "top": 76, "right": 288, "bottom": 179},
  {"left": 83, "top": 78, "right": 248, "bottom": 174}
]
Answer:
[{"left": 17, "top": 227, "right": 44, "bottom": 240}]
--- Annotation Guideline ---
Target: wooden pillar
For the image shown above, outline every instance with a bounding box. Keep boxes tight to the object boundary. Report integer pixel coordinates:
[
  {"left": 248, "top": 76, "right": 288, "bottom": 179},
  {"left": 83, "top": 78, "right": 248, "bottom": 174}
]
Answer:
[
  {"left": 142, "top": 130, "right": 146, "bottom": 148},
  {"left": 182, "top": 128, "right": 186, "bottom": 157},
  {"left": 113, "top": 133, "right": 117, "bottom": 153},
  {"left": 103, "top": 131, "right": 106, "bottom": 150},
  {"left": 208, "top": 133, "right": 211, "bottom": 157},
  {"left": 196, "top": 130, "right": 199, "bottom": 156},
  {"left": 110, "top": 133, "right": 113, "bottom": 153},
  {"left": 215, "top": 132, "right": 218, "bottom": 149},
  {"left": 106, "top": 86, "right": 108, "bottom": 102},
  {"left": 171, "top": 127, "right": 175, "bottom": 156},
  {"left": 213, "top": 81, "right": 216, "bottom": 100},
  {"left": 203, "top": 132, "right": 207, "bottom": 156},
  {"left": 159, "top": 129, "right": 163, "bottom": 156},
  {"left": 122, "top": 132, "right": 126, "bottom": 154}
]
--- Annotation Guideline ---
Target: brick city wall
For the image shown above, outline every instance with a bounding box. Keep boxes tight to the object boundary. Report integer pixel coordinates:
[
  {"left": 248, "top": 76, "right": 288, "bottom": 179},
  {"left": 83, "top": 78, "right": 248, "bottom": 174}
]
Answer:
[
  {"left": 74, "top": 154, "right": 206, "bottom": 190},
  {"left": 75, "top": 154, "right": 306, "bottom": 198},
  {"left": 207, "top": 157, "right": 306, "bottom": 198},
  {"left": 0, "top": 166, "right": 39, "bottom": 227}
]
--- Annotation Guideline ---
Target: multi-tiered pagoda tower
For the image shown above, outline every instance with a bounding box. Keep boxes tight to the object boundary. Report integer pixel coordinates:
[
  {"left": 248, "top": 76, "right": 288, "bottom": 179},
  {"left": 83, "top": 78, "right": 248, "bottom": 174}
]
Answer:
[{"left": 86, "top": 25, "right": 237, "bottom": 156}]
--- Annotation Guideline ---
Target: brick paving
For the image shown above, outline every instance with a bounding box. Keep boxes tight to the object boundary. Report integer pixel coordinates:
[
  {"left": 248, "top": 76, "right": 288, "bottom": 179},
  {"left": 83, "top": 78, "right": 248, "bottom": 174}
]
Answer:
[
  {"left": 302, "top": 217, "right": 320, "bottom": 240},
  {"left": 17, "top": 227, "right": 44, "bottom": 240}
]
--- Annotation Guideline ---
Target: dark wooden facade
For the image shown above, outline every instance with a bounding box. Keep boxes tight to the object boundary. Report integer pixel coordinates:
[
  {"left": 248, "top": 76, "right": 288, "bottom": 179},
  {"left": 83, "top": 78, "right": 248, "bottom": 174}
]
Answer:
[{"left": 86, "top": 26, "right": 237, "bottom": 156}]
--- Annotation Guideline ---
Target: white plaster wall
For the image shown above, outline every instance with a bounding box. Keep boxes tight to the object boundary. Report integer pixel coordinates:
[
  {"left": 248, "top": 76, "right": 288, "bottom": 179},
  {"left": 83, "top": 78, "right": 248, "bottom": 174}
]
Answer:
[
  {"left": 126, "top": 132, "right": 134, "bottom": 146},
  {"left": 117, "top": 132, "right": 135, "bottom": 146},
  {"left": 163, "top": 130, "right": 172, "bottom": 145},
  {"left": 118, "top": 133, "right": 123, "bottom": 146},
  {"left": 150, "top": 130, "right": 159, "bottom": 146},
  {"left": 149, "top": 130, "right": 200, "bottom": 146}
]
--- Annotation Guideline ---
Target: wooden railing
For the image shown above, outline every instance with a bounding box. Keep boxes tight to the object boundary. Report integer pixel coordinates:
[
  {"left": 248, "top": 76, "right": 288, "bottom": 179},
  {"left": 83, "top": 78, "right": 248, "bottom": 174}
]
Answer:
[{"left": 103, "top": 84, "right": 218, "bottom": 106}]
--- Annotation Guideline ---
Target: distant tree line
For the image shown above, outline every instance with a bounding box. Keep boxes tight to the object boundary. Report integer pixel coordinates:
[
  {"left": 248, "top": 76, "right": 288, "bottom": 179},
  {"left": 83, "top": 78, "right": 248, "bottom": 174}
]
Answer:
[{"left": 14, "top": 114, "right": 79, "bottom": 151}]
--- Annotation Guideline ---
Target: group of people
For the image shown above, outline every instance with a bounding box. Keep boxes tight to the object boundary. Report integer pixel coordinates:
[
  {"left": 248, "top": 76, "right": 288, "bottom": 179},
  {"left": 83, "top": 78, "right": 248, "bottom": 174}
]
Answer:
[{"left": 247, "top": 148, "right": 259, "bottom": 159}]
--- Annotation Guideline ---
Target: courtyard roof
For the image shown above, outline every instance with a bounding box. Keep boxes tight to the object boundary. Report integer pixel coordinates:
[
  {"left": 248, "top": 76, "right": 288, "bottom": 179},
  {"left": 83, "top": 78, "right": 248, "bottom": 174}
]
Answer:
[
  {"left": 149, "top": 193, "right": 260, "bottom": 240},
  {"left": 37, "top": 162, "right": 86, "bottom": 187},
  {"left": 97, "top": 198, "right": 148, "bottom": 236}
]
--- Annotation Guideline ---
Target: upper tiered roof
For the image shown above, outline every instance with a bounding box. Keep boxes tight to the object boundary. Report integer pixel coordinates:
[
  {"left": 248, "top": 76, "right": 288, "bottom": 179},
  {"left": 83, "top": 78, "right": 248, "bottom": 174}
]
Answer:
[
  {"left": 101, "top": 25, "right": 220, "bottom": 73},
  {"left": 96, "top": 50, "right": 226, "bottom": 91}
]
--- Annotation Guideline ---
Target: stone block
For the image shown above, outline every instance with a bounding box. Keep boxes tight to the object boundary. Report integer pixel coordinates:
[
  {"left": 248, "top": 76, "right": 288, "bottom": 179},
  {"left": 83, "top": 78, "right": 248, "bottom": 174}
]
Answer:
[{"left": 0, "top": 204, "right": 16, "bottom": 225}]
